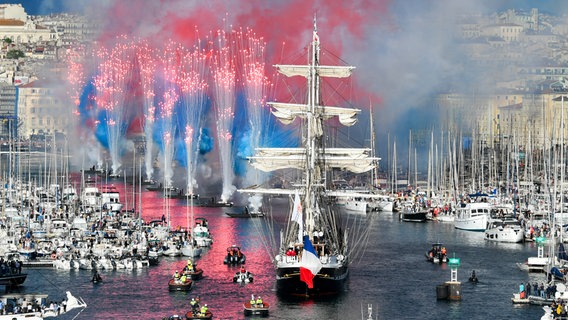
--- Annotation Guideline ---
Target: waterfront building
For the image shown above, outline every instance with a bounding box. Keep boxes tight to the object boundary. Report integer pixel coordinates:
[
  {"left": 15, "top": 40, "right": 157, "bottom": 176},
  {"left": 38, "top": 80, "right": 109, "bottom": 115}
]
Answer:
[{"left": 17, "top": 79, "right": 70, "bottom": 138}]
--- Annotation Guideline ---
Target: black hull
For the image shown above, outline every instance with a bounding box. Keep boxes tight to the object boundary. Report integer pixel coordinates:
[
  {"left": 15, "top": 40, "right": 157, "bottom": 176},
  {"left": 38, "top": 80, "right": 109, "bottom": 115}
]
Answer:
[
  {"left": 0, "top": 273, "right": 27, "bottom": 286},
  {"left": 401, "top": 211, "right": 427, "bottom": 222},
  {"left": 276, "top": 266, "right": 347, "bottom": 296},
  {"left": 149, "top": 256, "right": 160, "bottom": 266},
  {"left": 196, "top": 200, "right": 233, "bottom": 207}
]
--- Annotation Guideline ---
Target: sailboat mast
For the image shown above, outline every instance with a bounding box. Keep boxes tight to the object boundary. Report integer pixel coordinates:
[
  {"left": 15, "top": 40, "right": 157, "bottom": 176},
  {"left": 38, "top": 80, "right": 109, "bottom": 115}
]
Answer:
[
  {"left": 370, "top": 106, "right": 377, "bottom": 188},
  {"left": 303, "top": 18, "right": 321, "bottom": 234}
]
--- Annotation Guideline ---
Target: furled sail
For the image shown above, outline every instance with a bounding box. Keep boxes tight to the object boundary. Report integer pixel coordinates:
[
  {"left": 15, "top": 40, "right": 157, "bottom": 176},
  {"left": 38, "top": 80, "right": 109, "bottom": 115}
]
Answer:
[
  {"left": 269, "top": 102, "right": 360, "bottom": 126},
  {"left": 249, "top": 147, "right": 377, "bottom": 173},
  {"left": 275, "top": 65, "right": 355, "bottom": 79}
]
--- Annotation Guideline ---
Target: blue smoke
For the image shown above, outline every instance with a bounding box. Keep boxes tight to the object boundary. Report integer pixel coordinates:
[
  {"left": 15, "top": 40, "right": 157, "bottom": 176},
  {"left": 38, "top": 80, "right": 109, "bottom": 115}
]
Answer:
[
  {"left": 199, "top": 127, "right": 214, "bottom": 155},
  {"left": 232, "top": 90, "right": 299, "bottom": 177}
]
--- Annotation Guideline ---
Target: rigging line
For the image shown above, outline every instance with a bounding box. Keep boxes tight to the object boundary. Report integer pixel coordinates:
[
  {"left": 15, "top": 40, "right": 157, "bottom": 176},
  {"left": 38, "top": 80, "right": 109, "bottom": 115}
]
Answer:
[
  {"left": 33, "top": 268, "right": 66, "bottom": 292},
  {"left": 249, "top": 197, "right": 276, "bottom": 259},
  {"left": 70, "top": 303, "right": 87, "bottom": 320}
]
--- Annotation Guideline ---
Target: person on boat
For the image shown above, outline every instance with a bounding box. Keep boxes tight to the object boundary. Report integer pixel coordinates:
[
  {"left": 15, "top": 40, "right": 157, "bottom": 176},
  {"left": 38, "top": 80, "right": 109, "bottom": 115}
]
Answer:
[
  {"left": 526, "top": 282, "right": 532, "bottom": 296},
  {"left": 173, "top": 270, "right": 180, "bottom": 280},
  {"left": 186, "top": 259, "right": 194, "bottom": 272},
  {"left": 180, "top": 274, "right": 187, "bottom": 284},
  {"left": 199, "top": 304, "right": 208, "bottom": 316},
  {"left": 249, "top": 295, "right": 256, "bottom": 307},
  {"left": 92, "top": 270, "right": 102, "bottom": 282},
  {"left": 441, "top": 247, "right": 447, "bottom": 256},
  {"left": 190, "top": 298, "right": 199, "bottom": 313},
  {"left": 255, "top": 296, "right": 263, "bottom": 308},
  {"left": 469, "top": 270, "right": 478, "bottom": 283}
]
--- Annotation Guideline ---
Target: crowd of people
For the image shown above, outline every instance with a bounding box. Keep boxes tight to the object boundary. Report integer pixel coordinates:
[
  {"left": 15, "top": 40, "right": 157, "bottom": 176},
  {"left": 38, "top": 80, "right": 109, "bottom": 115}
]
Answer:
[
  {"left": 0, "top": 295, "right": 68, "bottom": 316},
  {"left": 519, "top": 281, "right": 557, "bottom": 300},
  {"left": 0, "top": 257, "right": 22, "bottom": 275}
]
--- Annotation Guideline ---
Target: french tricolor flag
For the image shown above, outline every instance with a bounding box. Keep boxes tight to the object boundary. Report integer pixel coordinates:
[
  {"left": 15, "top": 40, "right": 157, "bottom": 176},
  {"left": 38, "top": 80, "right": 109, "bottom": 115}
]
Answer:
[{"left": 300, "top": 235, "right": 323, "bottom": 289}]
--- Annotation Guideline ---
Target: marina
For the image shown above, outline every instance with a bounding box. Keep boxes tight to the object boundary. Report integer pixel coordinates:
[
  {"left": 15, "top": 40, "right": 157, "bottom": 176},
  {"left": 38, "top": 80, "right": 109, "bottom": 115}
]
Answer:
[{"left": 0, "top": 194, "right": 545, "bottom": 319}]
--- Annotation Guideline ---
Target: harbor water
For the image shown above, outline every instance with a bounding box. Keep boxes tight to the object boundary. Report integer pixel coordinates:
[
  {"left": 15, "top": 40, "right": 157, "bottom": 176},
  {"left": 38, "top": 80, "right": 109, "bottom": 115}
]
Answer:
[{"left": 11, "top": 187, "right": 545, "bottom": 319}]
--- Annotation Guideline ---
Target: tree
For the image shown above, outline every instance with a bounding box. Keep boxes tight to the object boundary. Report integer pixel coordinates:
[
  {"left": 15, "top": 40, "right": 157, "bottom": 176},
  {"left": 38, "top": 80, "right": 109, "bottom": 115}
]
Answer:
[
  {"left": 6, "top": 49, "right": 24, "bottom": 59},
  {"left": 3, "top": 37, "right": 11, "bottom": 44}
]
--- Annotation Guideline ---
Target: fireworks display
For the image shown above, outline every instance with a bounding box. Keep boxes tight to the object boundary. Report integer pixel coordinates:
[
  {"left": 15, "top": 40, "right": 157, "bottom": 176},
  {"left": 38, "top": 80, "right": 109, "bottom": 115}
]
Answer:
[{"left": 64, "top": 0, "right": 381, "bottom": 200}]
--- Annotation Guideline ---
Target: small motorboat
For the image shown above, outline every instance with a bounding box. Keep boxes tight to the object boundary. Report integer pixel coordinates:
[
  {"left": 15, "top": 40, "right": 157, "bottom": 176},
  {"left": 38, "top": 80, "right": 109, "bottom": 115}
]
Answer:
[
  {"left": 91, "top": 271, "right": 103, "bottom": 284},
  {"left": 224, "top": 245, "right": 246, "bottom": 265},
  {"left": 233, "top": 268, "right": 254, "bottom": 284},
  {"left": 183, "top": 268, "right": 204, "bottom": 280},
  {"left": 425, "top": 243, "right": 447, "bottom": 264},
  {"left": 469, "top": 270, "right": 478, "bottom": 283},
  {"left": 149, "top": 255, "right": 160, "bottom": 266},
  {"left": 243, "top": 301, "right": 269, "bottom": 316},
  {"left": 168, "top": 278, "right": 193, "bottom": 291},
  {"left": 185, "top": 310, "right": 212, "bottom": 319}
]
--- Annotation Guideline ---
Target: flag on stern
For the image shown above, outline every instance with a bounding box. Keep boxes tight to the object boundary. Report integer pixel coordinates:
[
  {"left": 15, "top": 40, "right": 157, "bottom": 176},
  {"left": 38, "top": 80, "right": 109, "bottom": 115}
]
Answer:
[{"left": 300, "top": 235, "right": 323, "bottom": 289}]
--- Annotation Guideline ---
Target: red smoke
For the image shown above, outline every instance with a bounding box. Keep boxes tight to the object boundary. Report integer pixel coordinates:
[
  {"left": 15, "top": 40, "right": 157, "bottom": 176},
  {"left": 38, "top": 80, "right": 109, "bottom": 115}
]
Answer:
[{"left": 93, "top": 0, "right": 389, "bottom": 107}]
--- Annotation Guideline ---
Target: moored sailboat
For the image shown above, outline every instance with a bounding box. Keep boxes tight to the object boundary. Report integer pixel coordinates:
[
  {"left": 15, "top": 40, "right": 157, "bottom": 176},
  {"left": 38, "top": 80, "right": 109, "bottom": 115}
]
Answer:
[{"left": 239, "top": 18, "right": 378, "bottom": 296}]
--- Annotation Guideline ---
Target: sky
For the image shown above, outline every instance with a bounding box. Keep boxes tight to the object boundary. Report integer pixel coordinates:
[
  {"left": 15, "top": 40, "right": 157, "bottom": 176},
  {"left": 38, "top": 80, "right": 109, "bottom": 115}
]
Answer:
[
  {"left": 10, "top": 0, "right": 567, "bottom": 16},
  {"left": 13, "top": 0, "right": 568, "bottom": 175}
]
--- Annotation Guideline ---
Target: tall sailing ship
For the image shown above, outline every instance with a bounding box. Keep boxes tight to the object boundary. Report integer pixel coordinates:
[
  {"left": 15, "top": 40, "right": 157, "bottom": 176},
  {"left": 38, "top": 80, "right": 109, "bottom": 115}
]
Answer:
[{"left": 240, "top": 19, "right": 378, "bottom": 296}]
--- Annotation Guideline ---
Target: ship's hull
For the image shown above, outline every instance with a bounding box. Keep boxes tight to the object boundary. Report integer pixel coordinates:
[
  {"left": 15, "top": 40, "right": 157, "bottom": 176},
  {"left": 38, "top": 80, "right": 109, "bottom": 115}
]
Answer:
[
  {"left": 275, "top": 265, "right": 348, "bottom": 296},
  {"left": 0, "top": 273, "right": 27, "bottom": 286}
]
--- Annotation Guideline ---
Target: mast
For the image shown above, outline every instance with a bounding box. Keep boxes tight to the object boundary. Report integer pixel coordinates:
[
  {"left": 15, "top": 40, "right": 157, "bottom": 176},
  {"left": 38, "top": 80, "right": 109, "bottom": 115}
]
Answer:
[{"left": 370, "top": 105, "right": 377, "bottom": 188}]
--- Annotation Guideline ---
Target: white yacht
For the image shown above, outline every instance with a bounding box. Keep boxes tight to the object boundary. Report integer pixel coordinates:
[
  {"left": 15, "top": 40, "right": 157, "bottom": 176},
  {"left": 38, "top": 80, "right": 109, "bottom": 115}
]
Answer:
[
  {"left": 101, "top": 186, "right": 123, "bottom": 212},
  {"left": 484, "top": 218, "right": 524, "bottom": 243},
  {"left": 344, "top": 196, "right": 368, "bottom": 213},
  {"left": 81, "top": 186, "right": 101, "bottom": 212},
  {"left": 454, "top": 202, "right": 491, "bottom": 231}
]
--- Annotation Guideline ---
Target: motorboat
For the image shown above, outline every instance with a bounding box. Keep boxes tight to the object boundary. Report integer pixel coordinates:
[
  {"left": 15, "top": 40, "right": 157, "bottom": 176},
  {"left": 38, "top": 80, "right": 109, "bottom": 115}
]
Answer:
[
  {"left": 469, "top": 270, "right": 478, "bottom": 283},
  {"left": 224, "top": 206, "right": 264, "bottom": 218},
  {"left": 243, "top": 300, "right": 269, "bottom": 317},
  {"left": 193, "top": 218, "right": 213, "bottom": 247},
  {"left": 168, "top": 276, "right": 193, "bottom": 291},
  {"left": 454, "top": 202, "right": 491, "bottom": 231},
  {"left": 425, "top": 243, "right": 447, "bottom": 264},
  {"left": 400, "top": 203, "right": 428, "bottom": 222},
  {"left": 233, "top": 268, "right": 253, "bottom": 284},
  {"left": 484, "top": 218, "right": 524, "bottom": 243},
  {"left": 224, "top": 245, "right": 246, "bottom": 265},
  {"left": 182, "top": 261, "right": 203, "bottom": 280},
  {"left": 91, "top": 271, "right": 103, "bottom": 284}
]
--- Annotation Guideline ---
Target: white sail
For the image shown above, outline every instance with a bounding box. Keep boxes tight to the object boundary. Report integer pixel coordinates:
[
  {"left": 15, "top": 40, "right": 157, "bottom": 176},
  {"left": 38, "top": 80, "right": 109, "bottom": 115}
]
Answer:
[
  {"left": 270, "top": 102, "right": 360, "bottom": 126},
  {"left": 275, "top": 65, "right": 354, "bottom": 78},
  {"left": 249, "top": 147, "right": 377, "bottom": 173}
]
